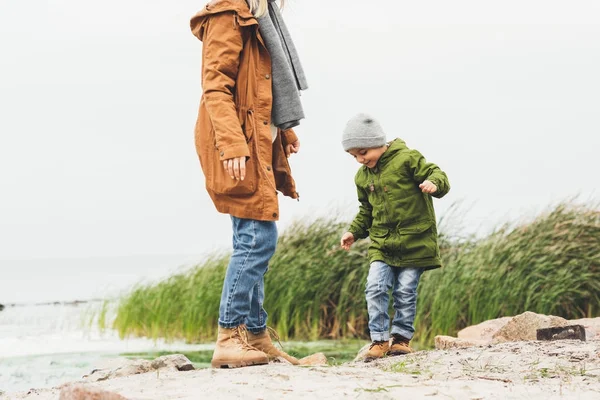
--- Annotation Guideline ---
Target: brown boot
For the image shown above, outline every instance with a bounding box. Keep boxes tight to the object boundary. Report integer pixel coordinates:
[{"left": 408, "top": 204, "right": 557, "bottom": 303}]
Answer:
[
  {"left": 389, "top": 334, "right": 413, "bottom": 355},
  {"left": 211, "top": 325, "right": 269, "bottom": 368},
  {"left": 247, "top": 327, "right": 300, "bottom": 365},
  {"left": 364, "top": 340, "right": 390, "bottom": 362}
]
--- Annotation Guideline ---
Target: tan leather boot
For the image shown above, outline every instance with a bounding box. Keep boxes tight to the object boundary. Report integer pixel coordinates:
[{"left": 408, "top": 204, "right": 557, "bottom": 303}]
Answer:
[
  {"left": 247, "top": 327, "right": 300, "bottom": 365},
  {"left": 211, "top": 325, "right": 269, "bottom": 368},
  {"left": 364, "top": 340, "right": 390, "bottom": 362},
  {"left": 389, "top": 334, "right": 413, "bottom": 355}
]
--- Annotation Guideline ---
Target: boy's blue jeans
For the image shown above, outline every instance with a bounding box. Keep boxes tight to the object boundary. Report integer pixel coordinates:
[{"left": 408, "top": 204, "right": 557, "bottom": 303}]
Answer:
[
  {"left": 218, "top": 217, "right": 277, "bottom": 334},
  {"left": 365, "top": 261, "right": 424, "bottom": 342}
]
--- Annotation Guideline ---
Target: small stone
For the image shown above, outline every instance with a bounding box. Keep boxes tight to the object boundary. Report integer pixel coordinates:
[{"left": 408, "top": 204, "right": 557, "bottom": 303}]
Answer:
[
  {"left": 150, "top": 354, "right": 195, "bottom": 371},
  {"left": 298, "top": 352, "right": 328, "bottom": 366}
]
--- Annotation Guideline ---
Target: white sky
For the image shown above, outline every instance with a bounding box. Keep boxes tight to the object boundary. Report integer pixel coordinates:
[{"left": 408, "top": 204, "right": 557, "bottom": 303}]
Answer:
[{"left": 0, "top": 0, "right": 599, "bottom": 301}]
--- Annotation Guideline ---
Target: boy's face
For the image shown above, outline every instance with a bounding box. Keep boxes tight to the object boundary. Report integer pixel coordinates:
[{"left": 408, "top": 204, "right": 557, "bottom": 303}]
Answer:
[{"left": 347, "top": 146, "right": 388, "bottom": 169}]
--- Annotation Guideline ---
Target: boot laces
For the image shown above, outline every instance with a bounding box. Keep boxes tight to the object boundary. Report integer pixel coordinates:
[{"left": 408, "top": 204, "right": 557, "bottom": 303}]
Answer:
[
  {"left": 369, "top": 341, "right": 387, "bottom": 350},
  {"left": 266, "top": 326, "right": 285, "bottom": 350},
  {"left": 230, "top": 325, "right": 257, "bottom": 351}
]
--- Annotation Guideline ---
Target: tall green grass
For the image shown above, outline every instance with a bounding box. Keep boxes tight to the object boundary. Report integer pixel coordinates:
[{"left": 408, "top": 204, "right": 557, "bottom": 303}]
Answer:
[
  {"left": 110, "top": 201, "right": 599, "bottom": 347},
  {"left": 415, "top": 202, "right": 600, "bottom": 344}
]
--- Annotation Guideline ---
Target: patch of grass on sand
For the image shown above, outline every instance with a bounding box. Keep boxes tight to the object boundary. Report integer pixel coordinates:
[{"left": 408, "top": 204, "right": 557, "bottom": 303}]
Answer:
[{"left": 387, "top": 359, "right": 423, "bottom": 375}]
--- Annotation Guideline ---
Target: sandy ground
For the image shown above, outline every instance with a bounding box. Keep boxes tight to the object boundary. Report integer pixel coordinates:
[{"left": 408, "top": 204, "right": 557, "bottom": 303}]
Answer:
[{"left": 4, "top": 340, "right": 599, "bottom": 400}]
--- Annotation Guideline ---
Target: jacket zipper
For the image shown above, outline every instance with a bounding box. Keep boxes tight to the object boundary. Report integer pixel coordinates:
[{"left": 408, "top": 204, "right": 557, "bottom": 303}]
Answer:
[{"left": 376, "top": 171, "right": 392, "bottom": 227}]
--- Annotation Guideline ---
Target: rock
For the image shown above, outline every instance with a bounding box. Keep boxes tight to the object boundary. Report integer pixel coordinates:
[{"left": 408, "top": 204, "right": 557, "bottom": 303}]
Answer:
[
  {"left": 59, "top": 385, "right": 127, "bottom": 400},
  {"left": 83, "top": 358, "right": 151, "bottom": 381},
  {"left": 434, "top": 335, "right": 489, "bottom": 350},
  {"left": 112, "top": 360, "right": 153, "bottom": 378},
  {"left": 569, "top": 317, "right": 600, "bottom": 341},
  {"left": 150, "top": 354, "right": 195, "bottom": 371},
  {"left": 353, "top": 343, "right": 371, "bottom": 362},
  {"left": 298, "top": 352, "right": 328, "bottom": 366},
  {"left": 457, "top": 317, "right": 512, "bottom": 341},
  {"left": 492, "top": 311, "right": 568, "bottom": 342},
  {"left": 537, "top": 325, "right": 586, "bottom": 341},
  {"left": 0, "top": 303, "right": 4, "bottom": 311},
  {"left": 84, "top": 354, "right": 194, "bottom": 382}
]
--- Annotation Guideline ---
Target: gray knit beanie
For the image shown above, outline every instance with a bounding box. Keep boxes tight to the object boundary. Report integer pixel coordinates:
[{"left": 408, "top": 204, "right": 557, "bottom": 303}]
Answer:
[{"left": 342, "top": 113, "right": 387, "bottom": 151}]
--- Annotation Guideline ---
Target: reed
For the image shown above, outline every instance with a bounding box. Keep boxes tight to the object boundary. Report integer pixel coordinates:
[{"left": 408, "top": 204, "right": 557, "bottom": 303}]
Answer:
[{"left": 111, "top": 201, "right": 599, "bottom": 347}]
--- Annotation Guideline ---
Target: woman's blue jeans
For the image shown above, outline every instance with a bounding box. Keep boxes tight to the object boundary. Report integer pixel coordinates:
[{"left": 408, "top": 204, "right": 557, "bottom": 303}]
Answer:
[
  {"left": 365, "top": 261, "right": 424, "bottom": 342},
  {"left": 218, "top": 217, "right": 277, "bottom": 334}
]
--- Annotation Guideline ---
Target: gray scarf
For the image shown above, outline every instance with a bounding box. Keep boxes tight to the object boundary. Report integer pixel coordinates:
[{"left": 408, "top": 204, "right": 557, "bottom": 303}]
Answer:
[{"left": 252, "top": 0, "right": 308, "bottom": 130}]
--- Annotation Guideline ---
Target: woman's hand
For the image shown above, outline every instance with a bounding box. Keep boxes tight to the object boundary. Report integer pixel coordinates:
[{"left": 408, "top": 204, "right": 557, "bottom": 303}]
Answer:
[
  {"left": 419, "top": 180, "right": 437, "bottom": 194},
  {"left": 340, "top": 232, "right": 355, "bottom": 251},
  {"left": 285, "top": 140, "right": 300, "bottom": 158},
  {"left": 223, "top": 156, "right": 246, "bottom": 180}
]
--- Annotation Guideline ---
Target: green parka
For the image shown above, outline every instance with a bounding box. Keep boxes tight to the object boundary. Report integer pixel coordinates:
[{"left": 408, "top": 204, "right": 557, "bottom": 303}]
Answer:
[{"left": 348, "top": 139, "right": 450, "bottom": 269}]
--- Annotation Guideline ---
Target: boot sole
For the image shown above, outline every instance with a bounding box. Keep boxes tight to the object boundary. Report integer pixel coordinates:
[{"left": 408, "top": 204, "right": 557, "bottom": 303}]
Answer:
[
  {"left": 211, "top": 359, "right": 269, "bottom": 369},
  {"left": 387, "top": 350, "right": 412, "bottom": 356}
]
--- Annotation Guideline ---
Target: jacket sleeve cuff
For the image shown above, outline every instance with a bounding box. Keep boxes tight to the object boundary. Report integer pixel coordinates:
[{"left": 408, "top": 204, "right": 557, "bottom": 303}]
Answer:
[
  {"left": 282, "top": 129, "right": 298, "bottom": 145},
  {"left": 349, "top": 226, "right": 367, "bottom": 240},
  {"left": 218, "top": 142, "right": 250, "bottom": 161},
  {"left": 427, "top": 177, "right": 447, "bottom": 198},
  {"left": 428, "top": 177, "right": 440, "bottom": 189}
]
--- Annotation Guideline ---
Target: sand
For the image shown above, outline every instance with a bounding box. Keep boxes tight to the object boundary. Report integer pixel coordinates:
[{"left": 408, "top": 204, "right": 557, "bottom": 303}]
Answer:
[{"left": 4, "top": 339, "right": 599, "bottom": 400}]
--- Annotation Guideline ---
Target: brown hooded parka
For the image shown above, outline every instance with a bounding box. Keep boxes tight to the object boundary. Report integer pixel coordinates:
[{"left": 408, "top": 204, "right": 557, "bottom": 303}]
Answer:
[{"left": 190, "top": 0, "right": 299, "bottom": 221}]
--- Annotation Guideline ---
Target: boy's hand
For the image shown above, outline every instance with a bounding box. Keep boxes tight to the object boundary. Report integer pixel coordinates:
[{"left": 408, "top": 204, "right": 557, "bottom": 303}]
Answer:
[
  {"left": 419, "top": 180, "right": 437, "bottom": 194},
  {"left": 285, "top": 140, "right": 300, "bottom": 158},
  {"left": 340, "top": 232, "right": 355, "bottom": 251}
]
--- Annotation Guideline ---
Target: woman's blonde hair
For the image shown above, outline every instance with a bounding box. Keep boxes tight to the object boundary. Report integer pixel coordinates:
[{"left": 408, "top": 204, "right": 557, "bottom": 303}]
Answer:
[{"left": 248, "top": 0, "right": 284, "bottom": 18}]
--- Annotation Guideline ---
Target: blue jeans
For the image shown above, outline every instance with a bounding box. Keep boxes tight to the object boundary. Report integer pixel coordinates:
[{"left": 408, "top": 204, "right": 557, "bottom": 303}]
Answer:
[
  {"left": 365, "top": 261, "right": 424, "bottom": 342},
  {"left": 218, "top": 217, "right": 278, "bottom": 334}
]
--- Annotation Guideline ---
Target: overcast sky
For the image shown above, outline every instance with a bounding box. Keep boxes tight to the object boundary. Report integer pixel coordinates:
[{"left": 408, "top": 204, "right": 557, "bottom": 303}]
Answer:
[{"left": 1, "top": 0, "right": 599, "bottom": 301}]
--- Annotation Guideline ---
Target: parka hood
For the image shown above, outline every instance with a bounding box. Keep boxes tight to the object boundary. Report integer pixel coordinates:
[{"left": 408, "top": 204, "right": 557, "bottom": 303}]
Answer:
[
  {"left": 190, "top": 0, "right": 256, "bottom": 40},
  {"left": 378, "top": 138, "right": 408, "bottom": 166}
]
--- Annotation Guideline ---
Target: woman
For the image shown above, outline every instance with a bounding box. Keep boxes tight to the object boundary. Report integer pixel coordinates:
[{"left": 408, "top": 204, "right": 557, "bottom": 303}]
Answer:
[{"left": 190, "top": 0, "right": 308, "bottom": 368}]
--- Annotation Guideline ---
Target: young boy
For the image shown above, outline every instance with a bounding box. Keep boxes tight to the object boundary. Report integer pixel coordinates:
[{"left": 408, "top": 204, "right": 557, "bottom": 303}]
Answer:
[{"left": 340, "top": 113, "right": 450, "bottom": 362}]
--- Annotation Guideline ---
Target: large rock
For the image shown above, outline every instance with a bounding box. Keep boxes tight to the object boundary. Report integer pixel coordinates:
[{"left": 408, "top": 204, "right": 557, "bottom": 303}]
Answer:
[
  {"left": 456, "top": 314, "right": 600, "bottom": 344},
  {"left": 435, "top": 312, "right": 598, "bottom": 350},
  {"left": 457, "top": 317, "right": 512, "bottom": 341},
  {"left": 0, "top": 303, "right": 4, "bottom": 311},
  {"left": 59, "top": 385, "right": 127, "bottom": 400},
  {"left": 492, "top": 311, "right": 568, "bottom": 342}
]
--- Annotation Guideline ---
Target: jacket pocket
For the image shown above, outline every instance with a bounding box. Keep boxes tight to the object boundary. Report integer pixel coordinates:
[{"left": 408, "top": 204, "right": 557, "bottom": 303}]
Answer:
[
  {"left": 368, "top": 227, "right": 390, "bottom": 253},
  {"left": 206, "top": 111, "right": 259, "bottom": 196},
  {"left": 398, "top": 220, "right": 437, "bottom": 261}
]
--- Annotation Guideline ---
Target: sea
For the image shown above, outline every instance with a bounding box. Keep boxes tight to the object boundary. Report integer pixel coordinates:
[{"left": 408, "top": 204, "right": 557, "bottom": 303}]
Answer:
[{"left": 0, "top": 255, "right": 212, "bottom": 394}]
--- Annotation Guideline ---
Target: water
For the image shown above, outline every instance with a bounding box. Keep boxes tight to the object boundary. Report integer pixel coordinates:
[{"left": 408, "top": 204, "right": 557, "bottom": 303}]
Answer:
[{"left": 0, "top": 301, "right": 212, "bottom": 394}]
